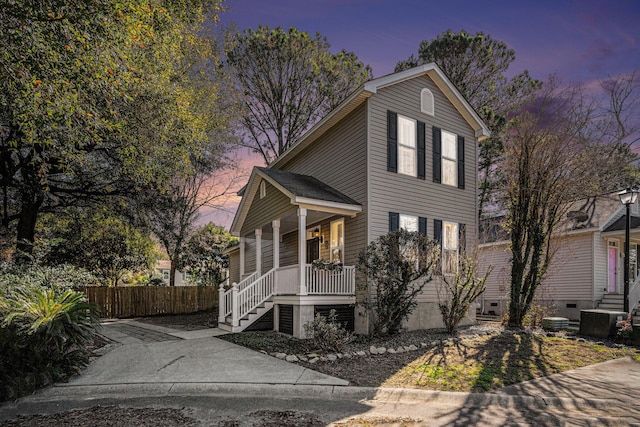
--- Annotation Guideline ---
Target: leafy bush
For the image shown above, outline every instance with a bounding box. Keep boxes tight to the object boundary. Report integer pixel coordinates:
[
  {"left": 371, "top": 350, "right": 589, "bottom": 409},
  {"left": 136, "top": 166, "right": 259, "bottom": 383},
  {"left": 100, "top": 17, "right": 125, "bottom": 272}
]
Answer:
[
  {"left": 522, "top": 301, "right": 557, "bottom": 328},
  {"left": 358, "top": 230, "right": 439, "bottom": 337},
  {"left": 304, "top": 310, "right": 353, "bottom": 353},
  {"left": 0, "top": 264, "right": 101, "bottom": 401}
]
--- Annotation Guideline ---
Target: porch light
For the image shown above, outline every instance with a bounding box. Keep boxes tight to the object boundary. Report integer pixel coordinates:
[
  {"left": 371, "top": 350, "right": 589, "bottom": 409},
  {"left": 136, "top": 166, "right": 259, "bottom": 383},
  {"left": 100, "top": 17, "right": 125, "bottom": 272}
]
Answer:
[
  {"left": 313, "top": 227, "right": 323, "bottom": 243},
  {"left": 619, "top": 187, "right": 640, "bottom": 313}
]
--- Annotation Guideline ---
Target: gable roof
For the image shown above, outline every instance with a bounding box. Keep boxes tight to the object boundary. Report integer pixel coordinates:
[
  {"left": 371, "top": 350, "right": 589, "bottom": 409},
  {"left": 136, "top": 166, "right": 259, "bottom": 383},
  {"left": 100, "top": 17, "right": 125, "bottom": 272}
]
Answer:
[
  {"left": 270, "top": 63, "right": 491, "bottom": 169},
  {"left": 230, "top": 167, "right": 362, "bottom": 235},
  {"left": 257, "top": 168, "right": 359, "bottom": 206},
  {"left": 603, "top": 215, "right": 640, "bottom": 233}
]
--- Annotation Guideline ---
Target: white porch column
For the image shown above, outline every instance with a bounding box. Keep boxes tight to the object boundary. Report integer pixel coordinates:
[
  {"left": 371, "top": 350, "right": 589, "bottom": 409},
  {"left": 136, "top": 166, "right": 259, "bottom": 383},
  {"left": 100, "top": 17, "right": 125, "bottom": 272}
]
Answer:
[
  {"left": 239, "top": 237, "right": 245, "bottom": 277},
  {"left": 218, "top": 283, "right": 226, "bottom": 324},
  {"left": 298, "top": 208, "right": 308, "bottom": 295},
  {"left": 255, "top": 229, "right": 262, "bottom": 275},
  {"left": 272, "top": 220, "right": 280, "bottom": 269}
]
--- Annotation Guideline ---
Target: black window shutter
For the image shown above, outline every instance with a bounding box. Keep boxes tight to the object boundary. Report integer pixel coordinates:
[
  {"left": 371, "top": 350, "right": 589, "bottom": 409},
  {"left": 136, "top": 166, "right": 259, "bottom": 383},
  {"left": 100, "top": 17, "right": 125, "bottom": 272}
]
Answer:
[
  {"left": 433, "top": 219, "right": 442, "bottom": 244},
  {"left": 459, "top": 223, "right": 466, "bottom": 254},
  {"left": 417, "top": 121, "right": 426, "bottom": 180},
  {"left": 419, "top": 217, "right": 427, "bottom": 236},
  {"left": 457, "top": 135, "right": 465, "bottom": 189},
  {"left": 389, "top": 212, "right": 399, "bottom": 232},
  {"left": 432, "top": 127, "right": 441, "bottom": 183},
  {"left": 387, "top": 111, "right": 398, "bottom": 173}
]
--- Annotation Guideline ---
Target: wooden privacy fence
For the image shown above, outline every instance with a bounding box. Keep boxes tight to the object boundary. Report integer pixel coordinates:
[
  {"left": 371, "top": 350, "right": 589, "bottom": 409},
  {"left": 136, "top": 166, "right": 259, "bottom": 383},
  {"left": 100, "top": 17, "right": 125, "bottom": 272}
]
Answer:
[{"left": 84, "top": 286, "right": 218, "bottom": 318}]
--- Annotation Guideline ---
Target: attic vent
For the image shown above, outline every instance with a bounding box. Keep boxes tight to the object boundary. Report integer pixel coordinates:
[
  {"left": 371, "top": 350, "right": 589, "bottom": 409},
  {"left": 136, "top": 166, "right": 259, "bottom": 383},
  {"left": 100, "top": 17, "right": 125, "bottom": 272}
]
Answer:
[
  {"left": 259, "top": 181, "right": 266, "bottom": 199},
  {"left": 421, "top": 88, "right": 434, "bottom": 116}
]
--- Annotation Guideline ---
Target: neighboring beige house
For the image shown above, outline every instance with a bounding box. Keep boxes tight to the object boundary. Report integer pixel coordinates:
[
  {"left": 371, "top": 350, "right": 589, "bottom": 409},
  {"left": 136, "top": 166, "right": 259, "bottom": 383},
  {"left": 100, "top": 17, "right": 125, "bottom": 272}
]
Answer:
[
  {"left": 220, "top": 64, "right": 490, "bottom": 337},
  {"left": 153, "top": 260, "right": 191, "bottom": 286},
  {"left": 478, "top": 194, "right": 640, "bottom": 320}
]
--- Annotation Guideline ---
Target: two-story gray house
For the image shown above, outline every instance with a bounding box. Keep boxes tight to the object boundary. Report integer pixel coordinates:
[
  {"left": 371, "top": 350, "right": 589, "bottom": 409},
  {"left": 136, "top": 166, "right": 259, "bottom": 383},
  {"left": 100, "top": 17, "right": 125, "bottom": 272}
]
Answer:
[{"left": 219, "top": 64, "right": 490, "bottom": 337}]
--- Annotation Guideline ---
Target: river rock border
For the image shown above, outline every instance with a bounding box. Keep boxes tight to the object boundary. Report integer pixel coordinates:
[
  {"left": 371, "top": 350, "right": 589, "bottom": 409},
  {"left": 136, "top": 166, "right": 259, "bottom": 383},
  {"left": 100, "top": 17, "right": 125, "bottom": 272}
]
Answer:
[{"left": 259, "top": 329, "right": 637, "bottom": 364}]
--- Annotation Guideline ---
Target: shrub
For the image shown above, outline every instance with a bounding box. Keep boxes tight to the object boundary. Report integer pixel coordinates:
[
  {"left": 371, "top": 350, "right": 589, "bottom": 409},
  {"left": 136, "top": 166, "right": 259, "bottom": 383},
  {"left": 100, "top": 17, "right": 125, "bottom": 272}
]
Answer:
[
  {"left": 358, "top": 230, "right": 439, "bottom": 337},
  {"left": 304, "top": 310, "right": 353, "bottom": 353},
  {"left": 438, "top": 256, "right": 492, "bottom": 334},
  {"left": 0, "top": 264, "right": 100, "bottom": 401},
  {"left": 522, "top": 301, "right": 557, "bottom": 328}
]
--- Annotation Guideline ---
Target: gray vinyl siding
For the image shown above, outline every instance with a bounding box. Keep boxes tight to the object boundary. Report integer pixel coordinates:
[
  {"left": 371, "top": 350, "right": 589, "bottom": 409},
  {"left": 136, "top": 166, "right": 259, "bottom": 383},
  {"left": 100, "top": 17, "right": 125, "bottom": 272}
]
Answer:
[
  {"left": 367, "top": 74, "right": 477, "bottom": 249},
  {"left": 280, "top": 231, "right": 298, "bottom": 267},
  {"left": 241, "top": 180, "right": 294, "bottom": 237},
  {"left": 244, "top": 238, "right": 256, "bottom": 274},
  {"left": 478, "top": 243, "right": 512, "bottom": 299},
  {"left": 278, "top": 104, "right": 368, "bottom": 268},
  {"left": 479, "top": 232, "right": 596, "bottom": 302},
  {"left": 229, "top": 250, "right": 240, "bottom": 284},
  {"left": 368, "top": 75, "right": 478, "bottom": 303},
  {"left": 540, "top": 233, "right": 594, "bottom": 300}
]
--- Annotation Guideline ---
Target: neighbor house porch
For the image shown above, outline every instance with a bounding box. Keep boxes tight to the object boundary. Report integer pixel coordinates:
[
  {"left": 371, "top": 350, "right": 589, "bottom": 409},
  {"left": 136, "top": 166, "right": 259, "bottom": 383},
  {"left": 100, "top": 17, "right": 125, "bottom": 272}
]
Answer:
[{"left": 219, "top": 167, "right": 362, "bottom": 337}]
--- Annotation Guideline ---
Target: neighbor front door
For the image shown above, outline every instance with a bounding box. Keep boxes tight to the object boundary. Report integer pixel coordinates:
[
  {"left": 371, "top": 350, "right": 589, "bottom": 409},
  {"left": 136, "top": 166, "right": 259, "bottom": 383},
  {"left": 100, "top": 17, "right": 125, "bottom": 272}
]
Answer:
[{"left": 608, "top": 240, "right": 618, "bottom": 293}]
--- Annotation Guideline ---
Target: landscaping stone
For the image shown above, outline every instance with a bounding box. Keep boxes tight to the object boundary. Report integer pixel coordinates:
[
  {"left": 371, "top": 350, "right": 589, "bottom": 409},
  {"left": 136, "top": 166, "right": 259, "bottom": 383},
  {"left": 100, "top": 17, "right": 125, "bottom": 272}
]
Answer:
[
  {"left": 387, "top": 348, "right": 396, "bottom": 354},
  {"left": 356, "top": 351, "right": 367, "bottom": 357},
  {"left": 369, "top": 346, "right": 378, "bottom": 354},
  {"left": 420, "top": 343, "right": 428, "bottom": 348},
  {"left": 319, "top": 356, "right": 327, "bottom": 362},
  {"left": 308, "top": 357, "right": 319, "bottom": 364},
  {"left": 343, "top": 353, "right": 352, "bottom": 359},
  {"left": 431, "top": 340, "right": 440, "bottom": 346},
  {"left": 285, "top": 355, "right": 299, "bottom": 362},
  {"left": 326, "top": 354, "right": 337, "bottom": 361},
  {"left": 336, "top": 353, "right": 343, "bottom": 359},
  {"left": 275, "top": 353, "right": 287, "bottom": 359},
  {"left": 396, "top": 347, "right": 405, "bottom": 353},
  {"left": 576, "top": 338, "right": 586, "bottom": 343},
  {"left": 407, "top": 345, "right": 418, "bottom": 351},
  {"left": 377, "top": 347, "right": 387, "bottom": 354}
]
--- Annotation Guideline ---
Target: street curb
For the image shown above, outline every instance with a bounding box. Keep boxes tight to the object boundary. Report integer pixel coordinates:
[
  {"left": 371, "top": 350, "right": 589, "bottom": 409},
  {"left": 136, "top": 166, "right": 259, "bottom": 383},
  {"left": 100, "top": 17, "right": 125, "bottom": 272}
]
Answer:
[{"left": 19, "top": 382, "right": 616, "bottom": 411}]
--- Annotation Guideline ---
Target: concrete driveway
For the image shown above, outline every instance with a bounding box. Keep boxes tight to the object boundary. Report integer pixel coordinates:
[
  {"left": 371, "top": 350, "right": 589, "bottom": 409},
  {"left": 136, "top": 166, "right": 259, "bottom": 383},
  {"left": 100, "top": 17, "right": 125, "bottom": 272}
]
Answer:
[{"left": 67, "top": 319, "right": 348, "bottom": 388}]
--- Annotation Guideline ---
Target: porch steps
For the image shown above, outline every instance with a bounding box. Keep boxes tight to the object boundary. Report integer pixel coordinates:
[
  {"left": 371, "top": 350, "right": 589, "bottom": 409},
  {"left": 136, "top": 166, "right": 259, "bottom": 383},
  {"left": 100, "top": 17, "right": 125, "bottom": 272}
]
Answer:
[
  {"left": 598, "top": 294, "right": 624, "bottom": 311},
  {"left": 218, "top": 301, "right": 274, "bottom": 333}
]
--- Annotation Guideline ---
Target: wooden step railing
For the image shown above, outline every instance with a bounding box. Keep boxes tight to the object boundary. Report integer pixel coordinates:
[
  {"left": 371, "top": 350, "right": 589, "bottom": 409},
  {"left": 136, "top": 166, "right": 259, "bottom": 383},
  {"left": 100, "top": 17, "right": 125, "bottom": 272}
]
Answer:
[
  {"left": 219, "top": 271, "right": 258, "bottom": 322},
  {"left": 232, "top": 268, "right": 275, "bottom": 327}
]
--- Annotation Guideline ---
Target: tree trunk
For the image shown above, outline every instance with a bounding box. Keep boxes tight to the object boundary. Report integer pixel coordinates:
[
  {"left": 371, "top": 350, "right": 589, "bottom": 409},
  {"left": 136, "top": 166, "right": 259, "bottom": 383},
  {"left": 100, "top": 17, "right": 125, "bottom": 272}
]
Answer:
[
  {"left": 170, "top": 259, "right": 177, "bottom": 286},
  {"left": 15, "top": 189, "right": 43, "bottom": 261}
]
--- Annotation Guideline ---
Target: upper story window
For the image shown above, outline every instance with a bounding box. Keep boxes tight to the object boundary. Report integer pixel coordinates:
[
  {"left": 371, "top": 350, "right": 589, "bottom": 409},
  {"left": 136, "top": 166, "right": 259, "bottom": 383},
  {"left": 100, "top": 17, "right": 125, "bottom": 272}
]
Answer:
[
  {"left": 433, "top": 127, "right": 465, "bottom": 189},
  {"left": 398, "top": 115, "right": 417, "bottom": 176},
  {"left": 421, "top": 88, "right": 434, "bottom": 116},
  {"left": 387, "top": 111, "right": 426, "bottom": 180},
  {"left": 162, "top": 269, "right": 170, "bottom": 281},
  {"left": 442, "top": 130, "right": 458, "bottom": 186},
  {"left": 399, "top": 214, "right": 418, "bottom": 232}
]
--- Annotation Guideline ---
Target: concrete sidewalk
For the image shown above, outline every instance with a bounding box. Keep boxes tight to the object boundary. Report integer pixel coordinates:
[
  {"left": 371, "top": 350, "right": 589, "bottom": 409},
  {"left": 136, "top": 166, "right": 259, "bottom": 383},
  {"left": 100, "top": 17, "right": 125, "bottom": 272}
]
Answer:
[{"left": 1, "top": 320, "right": 639, "bottom": 425}]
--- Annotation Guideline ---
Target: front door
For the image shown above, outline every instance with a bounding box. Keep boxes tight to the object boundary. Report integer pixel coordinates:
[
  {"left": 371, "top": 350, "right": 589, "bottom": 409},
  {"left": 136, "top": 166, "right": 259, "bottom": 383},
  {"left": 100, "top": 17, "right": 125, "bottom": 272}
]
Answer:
[
  {"left": 608, "top": 240, "right": 618, "bottom": 293},
  {"left": 306, "top": 238, "right": 320, "bottom": 264}
]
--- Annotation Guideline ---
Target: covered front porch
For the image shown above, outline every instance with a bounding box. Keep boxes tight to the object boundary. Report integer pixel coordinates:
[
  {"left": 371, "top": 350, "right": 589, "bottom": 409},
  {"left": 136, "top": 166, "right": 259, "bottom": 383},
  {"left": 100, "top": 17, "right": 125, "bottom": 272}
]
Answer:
[{"left": 219, "top": 167, "right": 362, "bottom": 336}]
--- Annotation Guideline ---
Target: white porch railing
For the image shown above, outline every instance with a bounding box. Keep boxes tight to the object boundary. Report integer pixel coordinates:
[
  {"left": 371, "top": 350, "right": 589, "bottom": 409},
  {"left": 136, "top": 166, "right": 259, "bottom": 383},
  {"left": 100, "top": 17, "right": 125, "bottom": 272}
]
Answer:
[
  {"left": 219, "top": 271, "right": 258, "bottom": 322},
  {"left": 219, "top": 265, "right": 356, "bottom": 325},
  {"left": 630, "top": 275, "right": 640, "bottom": 312},
  {"left": 305, "top": 264, "right": 355, "bottom": 295},
  {"left": 233, "top": 268, "right": 275, "bottom": 326},
  {"left": 275, "top": 264, "right": 299, "bottom": 295}
]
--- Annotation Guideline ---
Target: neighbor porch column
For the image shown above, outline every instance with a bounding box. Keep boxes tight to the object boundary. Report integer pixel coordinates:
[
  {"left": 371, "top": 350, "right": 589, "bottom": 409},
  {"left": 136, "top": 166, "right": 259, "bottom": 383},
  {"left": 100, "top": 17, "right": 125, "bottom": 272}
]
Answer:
[
  {"left": 298, "top": 207, "right": 308, "bottom": 295},
  {"left": 255, "top": 228, "right": 262, "bottom": 275},
  {"left": 239, "top": 237, "right": 245, "bottom": 278},
  {"left": 272, "top": 219, "right": 280, "bottom": 269}
]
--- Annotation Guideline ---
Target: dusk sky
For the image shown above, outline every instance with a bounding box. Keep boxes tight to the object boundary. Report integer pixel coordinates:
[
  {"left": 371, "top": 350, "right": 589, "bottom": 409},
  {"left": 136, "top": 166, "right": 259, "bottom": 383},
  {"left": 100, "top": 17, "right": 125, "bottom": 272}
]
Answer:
[{"left": 201, "top": 0, "right": 640, "bottom": 228}]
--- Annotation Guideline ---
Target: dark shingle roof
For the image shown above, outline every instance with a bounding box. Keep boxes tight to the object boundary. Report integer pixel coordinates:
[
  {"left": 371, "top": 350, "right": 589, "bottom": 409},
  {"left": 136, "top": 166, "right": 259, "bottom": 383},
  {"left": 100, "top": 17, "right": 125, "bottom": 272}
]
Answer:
[
  {"left": 257, "top": 167, "right": 360, "bottom": 206},
  {"left": 603, "top": 215, "right": 640, "bottom": 232}
]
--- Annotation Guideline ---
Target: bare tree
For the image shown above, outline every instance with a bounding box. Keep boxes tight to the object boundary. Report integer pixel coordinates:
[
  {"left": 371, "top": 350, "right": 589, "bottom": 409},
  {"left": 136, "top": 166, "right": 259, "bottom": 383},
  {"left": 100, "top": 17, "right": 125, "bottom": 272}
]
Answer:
[{"left": 502, "top": 76, "right": 638, "bottom": 327}]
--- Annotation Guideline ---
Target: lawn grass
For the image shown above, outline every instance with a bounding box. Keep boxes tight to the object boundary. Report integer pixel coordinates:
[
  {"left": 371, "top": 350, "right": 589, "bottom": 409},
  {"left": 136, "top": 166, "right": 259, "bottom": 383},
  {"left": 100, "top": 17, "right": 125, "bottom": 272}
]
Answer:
[{"left": 381, "top": 333, "right": 640, "bottom": 392}]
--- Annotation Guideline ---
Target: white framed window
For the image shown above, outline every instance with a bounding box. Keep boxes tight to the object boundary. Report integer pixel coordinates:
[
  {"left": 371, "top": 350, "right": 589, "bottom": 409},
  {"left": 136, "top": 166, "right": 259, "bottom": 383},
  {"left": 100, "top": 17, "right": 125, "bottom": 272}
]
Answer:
[
  {"left": 330, "top": 218, "right": 344, "bottom": 263},
  {"left": 442, "top": 222, "right": 458, "bottom": 274},
  {"left": 183, "top": 271, "right": 191, "bottom": 282},
  {"left": 162, "top": 269, "right": 170, "bottom": 281},
  {"left": 398, "top": 115, "right": 417, "bottom": 177},
  {"left": 421, "top": 88, "right": 434, "bottom": 116},
  {"left": 399, "top": 214, "right": 418, "bottom": 232},
  {"left": 441, "top": 130, "right": 457, "bottom": 186},
  {"left": 259, "top": 181, "right": 266, "bottom": 199}
]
